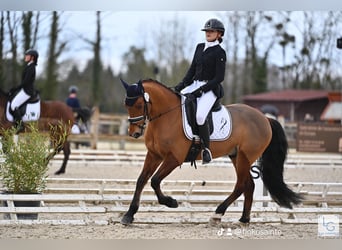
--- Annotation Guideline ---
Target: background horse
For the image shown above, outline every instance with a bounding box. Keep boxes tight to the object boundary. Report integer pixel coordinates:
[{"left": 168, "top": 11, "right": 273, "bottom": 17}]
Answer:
[
  {"left": 0, "top": 89, "right": 74, "bottom": 175},
  {"left": 120, "top": 79, "right": 302, "bottom": 225}
]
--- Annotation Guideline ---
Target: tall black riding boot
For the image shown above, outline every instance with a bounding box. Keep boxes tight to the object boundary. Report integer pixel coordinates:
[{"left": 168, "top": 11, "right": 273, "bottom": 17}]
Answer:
[
  {"left": 198, "top": 121, "right": 212, "bottom": 164},
  {"left": 12, "top": 108, "right": 24, "bottom": 133}
]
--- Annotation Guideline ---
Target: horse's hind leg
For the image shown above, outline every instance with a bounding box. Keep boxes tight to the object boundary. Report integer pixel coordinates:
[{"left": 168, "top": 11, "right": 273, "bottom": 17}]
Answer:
[
  {"left": 121, "top": 151, "right": 162, "bottom": 225},
  {"left": 239, "top": 173, "right": 254, "bottom": 223},
  {"left": 54, "top": 141, "right": 71, "bottom": 175},
  {"left": 212, "top": 151, "right": 254, "bottom": 224},
  {"left": 150, "top": 153, "right": 180, "bottom": 208}
]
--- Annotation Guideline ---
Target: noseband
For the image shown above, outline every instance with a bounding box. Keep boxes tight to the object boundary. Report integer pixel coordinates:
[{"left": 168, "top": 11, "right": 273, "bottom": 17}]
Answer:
[{"left": 126, "top": 91, "right": 150, "bottom": 136}]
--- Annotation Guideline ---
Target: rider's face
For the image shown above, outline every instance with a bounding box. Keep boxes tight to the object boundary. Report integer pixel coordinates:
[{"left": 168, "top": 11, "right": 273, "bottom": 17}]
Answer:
[
  {"left": 205, "top": 30, "right": 220, "bottom": 42},
  {"left": 24, "top": 55, "right": 32, "bottom": 62}
]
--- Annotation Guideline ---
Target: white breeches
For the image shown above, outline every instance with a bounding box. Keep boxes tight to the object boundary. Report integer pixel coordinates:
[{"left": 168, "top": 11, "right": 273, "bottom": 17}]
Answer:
[
  {"left": 181, "top": 80, "right": 217, "bottom": 125},
  {"left": 10, "top": 88, "right": 30, "bottom": 111}
]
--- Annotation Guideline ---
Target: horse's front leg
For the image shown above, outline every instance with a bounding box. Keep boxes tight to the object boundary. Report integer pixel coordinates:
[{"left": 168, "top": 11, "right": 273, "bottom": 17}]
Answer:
[
  {"left": 121, "top": 151, "right": 162, "bottom": 225},
  {"left": 151, "top": 153, "right": 180, "bottom": 208}
]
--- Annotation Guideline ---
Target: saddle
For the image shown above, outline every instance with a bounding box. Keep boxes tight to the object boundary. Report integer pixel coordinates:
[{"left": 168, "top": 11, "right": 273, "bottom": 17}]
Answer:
[
  {"left": 183, "top": 94, "right": 223, "bottom": 167},
  {"left": 184, "top": 93, "right": 222, "bottom": 136},
  {"left": 6, "top": 89, "right": 41, "bottom": 123}
]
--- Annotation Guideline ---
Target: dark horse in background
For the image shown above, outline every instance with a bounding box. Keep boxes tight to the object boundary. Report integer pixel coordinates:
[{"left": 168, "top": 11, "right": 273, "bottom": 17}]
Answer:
[
  {"left": 0, "top": 89, "right": 74, "bottom": 175},
  {"left": 119, "top": 79, "right": 303, "bottom": 225}
]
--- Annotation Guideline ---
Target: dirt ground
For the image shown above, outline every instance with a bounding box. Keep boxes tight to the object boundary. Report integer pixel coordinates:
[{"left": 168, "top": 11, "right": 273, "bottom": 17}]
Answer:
[{"left": 1, "top": 149, "right": 341, "bottom": 239}]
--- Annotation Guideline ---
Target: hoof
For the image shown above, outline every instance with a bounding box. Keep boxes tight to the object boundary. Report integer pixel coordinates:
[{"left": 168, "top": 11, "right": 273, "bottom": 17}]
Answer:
[
  {"left": 168, "top": 198, "right": 178, "bottom": 208},
  {"left": 209, "top": 213, "right": 222, "bottom": 226},
  {"left": 162, "top": 196, "right": 178, "bottom": 208},
  {"left": 121, "top": 214, "right": 134, "bottom": 225},
  {"left": 238, "top": 217, "right": 250, "bottom": 224},
  {"left": 54, "top": 170, "right": 65, "bottom": 175}
]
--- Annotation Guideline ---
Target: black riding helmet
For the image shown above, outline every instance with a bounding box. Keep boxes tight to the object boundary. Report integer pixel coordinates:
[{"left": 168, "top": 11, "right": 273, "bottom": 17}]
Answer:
[
  {"left": 69, "top": 85, "right": 79, "bottom": 94},
  {"left": 25, "top": 49, "right": 39, "bottom": 65},
  {"left": 201, "top": 18, "right": 225, "bottom": 36}
]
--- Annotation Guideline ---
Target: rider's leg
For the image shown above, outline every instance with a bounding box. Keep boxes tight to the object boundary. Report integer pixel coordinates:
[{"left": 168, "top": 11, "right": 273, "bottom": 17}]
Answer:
[
  {"left": 10, "top": 88, "right": 30, "bottom": 132},
  {"left": 198, "top": 121, "right": 212, "bottom": 164},
  {"left": 196, "top": 91, "right": 217, "bottom": 164}
]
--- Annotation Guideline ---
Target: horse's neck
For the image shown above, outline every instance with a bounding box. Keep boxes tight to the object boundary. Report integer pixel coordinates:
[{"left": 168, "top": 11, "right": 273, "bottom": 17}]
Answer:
[{"left": 144, "top": 84, "right": 180, "bottom": 116}]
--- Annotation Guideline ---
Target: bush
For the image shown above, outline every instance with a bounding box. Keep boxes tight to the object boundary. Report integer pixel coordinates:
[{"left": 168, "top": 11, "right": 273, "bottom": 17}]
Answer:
[{"left": 0, "top": 123, "right": 50, "bottom": 194}]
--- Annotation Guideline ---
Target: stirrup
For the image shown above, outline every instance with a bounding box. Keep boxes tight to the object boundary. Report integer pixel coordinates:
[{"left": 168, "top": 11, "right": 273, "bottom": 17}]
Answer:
[{"left": 201, "top": 147, "right": 212, "bottom": 164}]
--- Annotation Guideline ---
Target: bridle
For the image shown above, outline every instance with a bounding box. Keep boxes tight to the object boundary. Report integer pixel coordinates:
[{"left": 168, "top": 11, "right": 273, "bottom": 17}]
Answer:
[
  {"left": 126, "top": 87, "right": 183, "bottom": 136},
  {"left": 126, "top": 93, "right": 150, "bottom": 135}
]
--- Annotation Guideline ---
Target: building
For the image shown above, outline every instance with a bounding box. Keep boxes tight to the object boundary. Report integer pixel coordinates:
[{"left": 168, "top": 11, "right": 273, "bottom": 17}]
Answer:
[
  {"left": 320, "top": 92, "right": 342, "bottom": 124},
  {"left": 243, "top": 89, "right": 330, "bottom": 122}
]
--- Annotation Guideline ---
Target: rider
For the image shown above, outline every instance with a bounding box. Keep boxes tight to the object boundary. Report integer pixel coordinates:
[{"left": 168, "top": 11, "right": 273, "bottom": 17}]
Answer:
[
  {"left": 66, "top": 85, "right": 81, "bottom": 110},
  {"left": 174, "top": 18, "right": 226, "bottom": 164},
  {"left": 66, "top": 85, "right": 91, "bottom": 135},
  {"left": 10, "top": 49, "right": 39, "bottom": 132}
]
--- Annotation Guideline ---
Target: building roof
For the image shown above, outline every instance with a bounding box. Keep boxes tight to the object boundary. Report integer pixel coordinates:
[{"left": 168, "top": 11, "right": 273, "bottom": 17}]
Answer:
[
  {"left": 320, "top": 102, "right": 342, "bottom": 121},
  {"left": 243, "top": 89, "right": 329, "bottom": 102}
]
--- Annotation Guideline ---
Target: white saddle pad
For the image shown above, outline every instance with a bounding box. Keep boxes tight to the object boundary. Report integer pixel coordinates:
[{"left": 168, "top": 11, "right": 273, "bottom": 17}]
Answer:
[
  {"left": 181, "top": 96, "right": 232, "bottom": 141},
  {"left": 6, "top": 101, "right": 41, "bottom": 122}
]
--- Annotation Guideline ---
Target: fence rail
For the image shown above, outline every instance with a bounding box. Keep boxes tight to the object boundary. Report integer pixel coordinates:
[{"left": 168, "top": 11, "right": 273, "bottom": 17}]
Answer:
[
  {"left": 1, "top": 177, "right": 342, "bottom": 225},
  {"left": 48, "top": 149, "right": 342, "bottom": 169},
  {"left": 2, "top": 149, "right": 342, "bottom": 225},
  {"left": 67, "top": 108, "right": 144, "bottom": 149}
]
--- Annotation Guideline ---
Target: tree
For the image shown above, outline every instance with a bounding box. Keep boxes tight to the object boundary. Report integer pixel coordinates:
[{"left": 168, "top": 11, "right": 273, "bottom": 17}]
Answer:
[
  {"left": 6, "top": 11, "right": 20, "bottom": 87},
  {"left": 121, "top": 46, "right": 153, "bottom": 82},
  {"left": 221, "top": 11, "right": 243, "bottom": 104},
  {"left": 150, "top": 15, "right": 192, "bottom": 85},
  {"left": 0, "top": 11, "right": 41, "bottom": 91},
  {"left": 75, "top": 11, "right": 103, "bottom": 106},
  {"left": 245, "top": 12, "right": 280, "bottom": 94},
  {"left": 92, "top": 11, "right": 102, "bottom": 105},
  {"left": 21, "top": 11, "right": 39, "bottom": 52},
  {"left": 43, "top": 11, "right": 67, "bottom": 100},
  {"left": 269, "top": 11, "right": 296, "bottom": 89},
  {"left": 0, "top": 12, "right": 5, "bottom": 88},
  {"left": 288, "top": 11, "right": 342, "bottom": 89}
]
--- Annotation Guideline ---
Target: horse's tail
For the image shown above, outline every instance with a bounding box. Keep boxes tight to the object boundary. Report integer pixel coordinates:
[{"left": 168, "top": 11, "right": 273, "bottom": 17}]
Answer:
[{"left": 259, "top": 118, "right": 303, "bottom": 209}]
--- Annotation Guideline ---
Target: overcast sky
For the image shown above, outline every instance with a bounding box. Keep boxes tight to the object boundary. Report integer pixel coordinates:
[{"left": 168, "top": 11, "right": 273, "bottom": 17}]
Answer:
[
  {"left": 46, "top": 11, "right": 342, "bottom": 76},
  {"left": 55, "top": 11, "right": 221, "bottom": 74},
  {"left": 5, "top": 10, "right": 342, "bottom": 78}
]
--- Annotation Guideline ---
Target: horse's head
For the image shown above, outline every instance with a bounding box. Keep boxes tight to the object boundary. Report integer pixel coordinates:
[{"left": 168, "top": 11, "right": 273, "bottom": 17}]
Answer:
[{"left": 120, "top": 78, "right": 150, "bottom": 138}]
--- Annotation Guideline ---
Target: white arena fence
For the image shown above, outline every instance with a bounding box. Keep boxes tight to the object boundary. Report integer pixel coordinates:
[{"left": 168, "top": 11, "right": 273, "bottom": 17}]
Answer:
[
  {"left": 0, "top": 150, "right": 341, "bottom": 225},
  {"left": 47, "top": 149, "right": 342, "bottom": 169}
]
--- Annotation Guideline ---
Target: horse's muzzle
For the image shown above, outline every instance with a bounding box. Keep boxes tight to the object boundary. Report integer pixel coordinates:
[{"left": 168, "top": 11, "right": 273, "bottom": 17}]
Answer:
[{"left": 131, "top": 132, "right": 142, "bottom": 139}]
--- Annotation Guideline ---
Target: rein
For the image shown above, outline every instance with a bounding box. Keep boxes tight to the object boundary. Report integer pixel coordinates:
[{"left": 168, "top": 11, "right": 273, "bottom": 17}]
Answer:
[
  {"left": 126, "top": 89, "right": 187, "bottom": 132},
  {"left": 148, "top": 102, "right": 182, "bottom": 122}
]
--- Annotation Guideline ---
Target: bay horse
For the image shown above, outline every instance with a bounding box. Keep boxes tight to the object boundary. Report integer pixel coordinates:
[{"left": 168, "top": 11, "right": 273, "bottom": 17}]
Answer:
[
  {"left": 119, "top": 79, "right": 302, "bottom": 225},
  {"left": 0, "top": 89, "right": 74, "bottom": 175}
]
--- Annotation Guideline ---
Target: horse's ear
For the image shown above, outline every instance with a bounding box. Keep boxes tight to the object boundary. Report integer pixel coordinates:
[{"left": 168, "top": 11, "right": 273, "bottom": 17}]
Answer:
[
  {"left": 120, "top": 78, "right": 129, "bottom": 90},
  {"left": 137, "top": 79, "right": 143, "bottom": 87}
]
